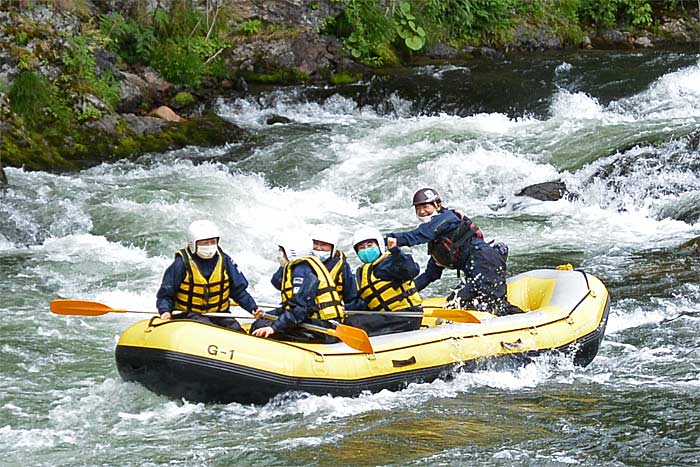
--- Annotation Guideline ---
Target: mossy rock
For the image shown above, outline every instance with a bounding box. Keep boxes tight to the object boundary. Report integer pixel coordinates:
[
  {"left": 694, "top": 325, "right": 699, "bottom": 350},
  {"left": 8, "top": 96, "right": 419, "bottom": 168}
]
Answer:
[{"left": 0, "top": 112, "right": 250, "bottom": 172}]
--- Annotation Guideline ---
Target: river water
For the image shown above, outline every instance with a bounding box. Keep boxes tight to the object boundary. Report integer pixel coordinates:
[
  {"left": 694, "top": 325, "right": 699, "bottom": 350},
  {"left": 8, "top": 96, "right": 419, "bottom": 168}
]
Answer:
[{"left": 2, "top": 50, "right": 699, "bottom": 466}]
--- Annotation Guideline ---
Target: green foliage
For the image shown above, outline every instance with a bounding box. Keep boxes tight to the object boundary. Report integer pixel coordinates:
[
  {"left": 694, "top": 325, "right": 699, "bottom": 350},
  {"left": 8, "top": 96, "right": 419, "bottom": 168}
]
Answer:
[
  {"left": 329, "top": 71, "right": 362, "bottom": 85},
  {"left": 417, "top": 0, "right": 513, "bottom": 43},
  {"left": 341, "top": 0, "right": 395, "bottom": 65},
  {"left": 395, "top": 2, "right": 426, "bottom": 51},
  {"left": 240, "top": 19, "right": 262, "bottom": 36},
  {"left": 99, "top": 12, "right": 158, "bottom": 65},
  {"left": 579, "top": 0, "right": 653, "bottom": 27},
  {"left": 149, "top": 39, "right": 205, "bottom": 88},
  {"left": 99, "top": 1, "right": 230, "bottom": 88},
  {"left": 8, "top": 71, "right": 52, "bottom": 123},
  {"left": 61, "top": 35, "right": 120, "bottom": 113},
  {"left": 172, "top": 91, "right": 196, "bottom": 107}
]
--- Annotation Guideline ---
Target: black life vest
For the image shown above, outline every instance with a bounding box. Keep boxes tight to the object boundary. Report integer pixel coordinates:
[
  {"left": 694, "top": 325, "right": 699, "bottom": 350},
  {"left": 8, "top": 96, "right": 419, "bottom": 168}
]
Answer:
[{"left": 428, "top": 210, "right": 483, "bottom": 269}]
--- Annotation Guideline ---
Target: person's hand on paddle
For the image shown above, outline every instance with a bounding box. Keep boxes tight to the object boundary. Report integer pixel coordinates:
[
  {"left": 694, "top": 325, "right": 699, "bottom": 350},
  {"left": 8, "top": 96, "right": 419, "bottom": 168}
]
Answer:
[
  {"left": 386, "top": 237, "right": 397, "bottom": 249},
  {"left": 252, "top": 326, "right": 275, "bottom": 338},
  {"left": 160, "top": 311, "right": 172, "bottom": 321},
  {"left": 252, "top": 308, "right": 264, "bottom": 319}
]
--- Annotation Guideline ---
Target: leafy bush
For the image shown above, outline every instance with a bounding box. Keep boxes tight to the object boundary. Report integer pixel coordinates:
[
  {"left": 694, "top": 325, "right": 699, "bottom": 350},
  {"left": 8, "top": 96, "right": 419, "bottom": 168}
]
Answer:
[
  {"left": 241, "top": 19, "right": 262, "bottom": 36},
  {"left": 8, "top": 71, "right": 52, "bottom": 123},
  {"left": 395, "top": 2, "right": 426, "bottom": 51},
  {"left": 341, "top": 0, "right": 395, "bottom": 64},
  {"left": 579, "top": 0, "right": 653, "bottom": 27},
  {"left": 99, "top": 0, "right": 230, "bottom": 88}
]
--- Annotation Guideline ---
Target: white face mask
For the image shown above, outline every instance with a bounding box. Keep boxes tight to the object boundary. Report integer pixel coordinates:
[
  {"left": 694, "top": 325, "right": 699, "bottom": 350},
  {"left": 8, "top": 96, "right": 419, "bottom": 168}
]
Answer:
[
  {"left": 196, "top": 244, "right": 218, "bottom": 259},
  {"left": 417, "top": 212, "right": 437, "bottom": 224},
  {"left": 312, "top": 249, "right": 331, "bottom": 261}
]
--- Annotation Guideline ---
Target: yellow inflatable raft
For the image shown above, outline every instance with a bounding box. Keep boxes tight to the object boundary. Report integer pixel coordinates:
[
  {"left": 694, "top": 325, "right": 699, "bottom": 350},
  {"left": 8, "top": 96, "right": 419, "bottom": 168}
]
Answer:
[{"left": 115, "top": 267, "right": 610, "bottom": 404}]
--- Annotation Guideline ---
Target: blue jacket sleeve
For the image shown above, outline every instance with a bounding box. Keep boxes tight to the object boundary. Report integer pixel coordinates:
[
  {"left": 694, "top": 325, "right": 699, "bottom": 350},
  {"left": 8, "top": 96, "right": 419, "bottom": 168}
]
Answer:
[
  {"left": 156, "top": 256, "right": 186, "bottom": 314},
  {"left": 225, "top": 255, "right": 258, "bottom": 313},
  {"left": 270, "top": 266, "right": 283, "bottom": 290},
  {"left": 390, "top": 210, "right": 460, "bottom": 247},
  {"left": 272, "top": 263, "right": 320, "bottom": 331},
  {"left": 340, "top": 260, "right": 366, "bottom": 310},
  {"left": 414, "top": 257, "right": 444, "bottom": 291},
  {"left": 374, "top": 246, "right": 420, "bottom": 283}
]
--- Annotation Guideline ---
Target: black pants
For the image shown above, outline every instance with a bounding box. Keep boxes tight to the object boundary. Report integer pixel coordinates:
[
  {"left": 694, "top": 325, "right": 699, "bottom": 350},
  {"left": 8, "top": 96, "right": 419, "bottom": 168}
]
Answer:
[
  {"left": 249, "top": 316, "right": 339, "bottom": 344},
  {"left": 448, "top": 287, "right": 524, "bottom": 317},
  {"left": 343, "top": 312, "right": 422, "bottom": 337},
  {"left": 175, "top": 311, "right": 243, "bottom": 332}
]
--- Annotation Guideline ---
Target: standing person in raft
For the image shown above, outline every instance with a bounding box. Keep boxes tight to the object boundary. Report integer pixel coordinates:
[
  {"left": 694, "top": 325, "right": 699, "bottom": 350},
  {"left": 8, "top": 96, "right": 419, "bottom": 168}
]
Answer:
[
  {"left": 156, "top": 220, "right": 263, "bottom": 330},
  {"left": 270, "top": 226, "right": 365, "bottom": 310},
  {"left": 344, "top": 226, "right": 423, "bottom": 336},
  {"left": 250, "top": 232, "right": 345, "bottom": 343},
  {"left": 386, "top": 188, "right": 522, "bottom": 316}
]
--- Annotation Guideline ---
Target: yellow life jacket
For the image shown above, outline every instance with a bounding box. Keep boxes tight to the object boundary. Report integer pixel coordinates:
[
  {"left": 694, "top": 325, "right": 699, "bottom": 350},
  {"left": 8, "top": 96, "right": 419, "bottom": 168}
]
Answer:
[
  {"left": 357, "top": 252, "right": 422, "bottom": 311},
  {"left": 327, "top": 250, "right": 347, "bottom": 296},
  {"left": 174, "top": 247, "right": 230, "bottom": 313},
  {"left": 281, "top": 256, "right": 344, "bottom": 321}
]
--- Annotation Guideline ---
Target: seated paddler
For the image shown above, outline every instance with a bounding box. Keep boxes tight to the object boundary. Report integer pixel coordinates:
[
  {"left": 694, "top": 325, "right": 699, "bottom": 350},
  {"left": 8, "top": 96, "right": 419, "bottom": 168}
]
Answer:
[
  {"left": 343, "top": 226, "right": 423, "bottom": 336},
  {"left": 250, "top": 232, "right": 344, "bottom": 343},
  {"left": 270, "top": 225, "right": 365, "bottom": 310},
  {"left": 156, "top": 220, "right": 263, "bottom": 330}
]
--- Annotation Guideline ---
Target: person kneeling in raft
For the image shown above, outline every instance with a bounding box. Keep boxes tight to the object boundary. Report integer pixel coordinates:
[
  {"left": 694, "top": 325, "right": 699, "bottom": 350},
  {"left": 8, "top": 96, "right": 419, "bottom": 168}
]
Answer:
[
  {"left": 156, "top": 220, "right": 263, "bottom": 331},
  {"left": 343, "top": 226, "right": 423, "bottom": 336},
  {"left": 250, "top": 232, "right": 345, "bottom": 343}
]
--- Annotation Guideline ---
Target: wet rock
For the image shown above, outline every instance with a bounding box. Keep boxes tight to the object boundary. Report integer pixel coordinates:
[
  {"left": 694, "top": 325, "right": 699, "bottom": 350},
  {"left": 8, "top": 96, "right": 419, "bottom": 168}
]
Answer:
[
  {"left": 426, "top": 44, "right": 458, "bottom": 60},
  {"left": 0, "top": 163, "right": 7, "bottom": 189},
  {"left": 235, "top": 76, "right": 249, "bottom": 92},
  {"left": 85, "top": 114, "right": 120, "bottom": 135},
  {"left": 94, "top": 47, "right": 119, "bottom": 77},
  {"left": 591, "top": 29, "right": 634, "bottom": 49},
  {"left": 266, "top": 115, "right": 292, "bottom": 125},
  {"left": 634, "top": 36, "right": 653, "bottom": 48},
  {"left": 515, "top": 181, "right": 569, "bottom": 201},
  {"left": 512, "top": 23, "right": 562, "bottom": 51},
  {"left": 117, "top": 71, "right": 149, "bottom": 113},
  {"left": 680, "top": 236, "right": 700, "bottom": 254},
  {"left": 123, "top": 114, "right": 168, "bottom": 135},
  {"left": 656, "top": 192, "right": 700, "bottom": 224}
]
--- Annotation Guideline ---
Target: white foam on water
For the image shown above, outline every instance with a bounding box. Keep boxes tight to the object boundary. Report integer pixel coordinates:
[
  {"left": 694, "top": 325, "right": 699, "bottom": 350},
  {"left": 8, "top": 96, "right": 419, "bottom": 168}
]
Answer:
[
  {"left": 612, "top": 60, "right": 700, "bottom": 119},
  {"left": 0, "top": 424, "right": 78, "bottom": 450}
]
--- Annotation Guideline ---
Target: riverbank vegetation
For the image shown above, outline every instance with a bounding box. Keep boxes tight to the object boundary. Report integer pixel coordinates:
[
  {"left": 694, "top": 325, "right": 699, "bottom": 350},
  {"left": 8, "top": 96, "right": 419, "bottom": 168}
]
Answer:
[{"left": 1, "top": 0, "right": 698, "bottom": 175}]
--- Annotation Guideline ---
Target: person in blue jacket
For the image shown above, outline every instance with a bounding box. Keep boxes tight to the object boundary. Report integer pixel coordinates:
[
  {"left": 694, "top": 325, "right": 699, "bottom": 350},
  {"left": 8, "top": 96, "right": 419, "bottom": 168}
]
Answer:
[
  {"left": 250, "top": 232, "right": 345, "bottom": 343},
  {"left": 270, "top": 226, "right": 365, "bottom": 310},
  {"left": 156, "top": 220, "right": 263, "bottom": 331},
  {"left": 386, "top": 188, "right": 522, "bottom": 316},
  {"left": 344, "top": 226, "right": 424, "bottom": 336}
]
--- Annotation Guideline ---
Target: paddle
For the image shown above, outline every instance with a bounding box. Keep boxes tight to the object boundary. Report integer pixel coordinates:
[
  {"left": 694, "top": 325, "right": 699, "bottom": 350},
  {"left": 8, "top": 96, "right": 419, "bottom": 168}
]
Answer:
[
  {"left": 50, "top": 299, "right": 151, "bottom": 316},
  {"left": 343, "top": 309, "right": 480, "bottom": 324},
  {"left": 255, "top": 302, "right": 480, "bottom": 324},
  {"left": 251, "top": 312, "right": 373, "bottom": 354},
  {"left": 49, "top": 299, "right": 374, "bottom": 354}
]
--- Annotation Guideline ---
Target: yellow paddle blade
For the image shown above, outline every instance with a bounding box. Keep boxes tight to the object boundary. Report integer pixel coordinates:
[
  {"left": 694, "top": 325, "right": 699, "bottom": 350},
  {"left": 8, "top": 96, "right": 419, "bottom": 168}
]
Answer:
[
  {"left": 333, "top": 324, "right": 374, "bottom": 354},
  {"left": 425, "top": 308, "right": 481, "bottom": 323},
  {"left": 50, "top": 299, "right": 126, "bottom": 316}
]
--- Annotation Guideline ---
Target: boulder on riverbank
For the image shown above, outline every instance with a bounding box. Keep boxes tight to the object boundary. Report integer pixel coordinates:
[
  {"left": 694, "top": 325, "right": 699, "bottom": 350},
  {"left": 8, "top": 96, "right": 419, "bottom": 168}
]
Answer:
[{"left": 1, "top": 112, "right": 249, "bottom": 171}]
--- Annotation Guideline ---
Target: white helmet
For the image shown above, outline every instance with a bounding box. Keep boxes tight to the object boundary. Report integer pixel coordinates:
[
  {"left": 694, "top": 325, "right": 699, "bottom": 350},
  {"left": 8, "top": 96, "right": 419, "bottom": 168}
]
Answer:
[
  {"left": 187, "top": 220, "right": 220, "bottom": 254},
  {"left": 277, "top": 232, "right": 313, "bottom": 262},
  {"left": 352, "top": 226, "right": 385, "bottom": 253},
  {"left": 310, "top": 226, "right": 339, "bottom": 257}
]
